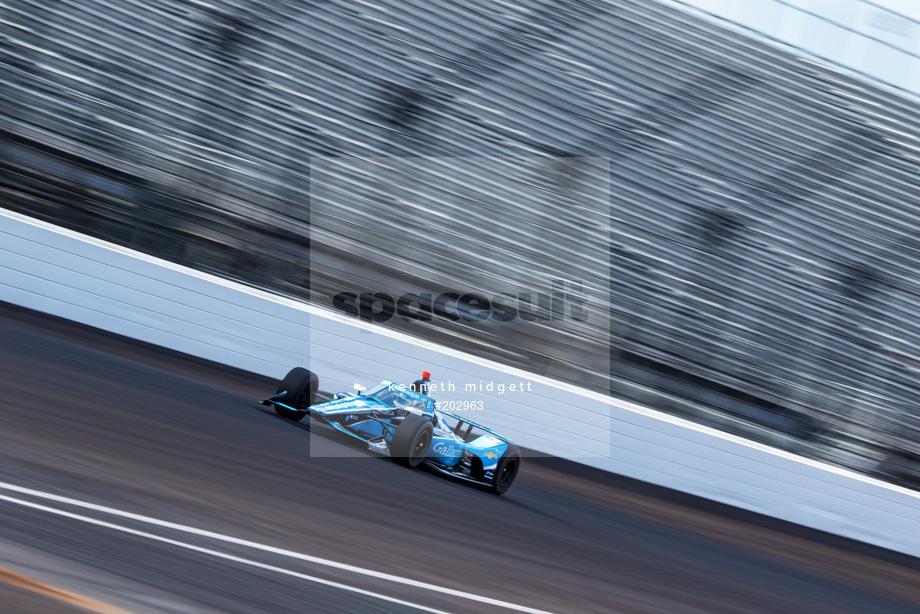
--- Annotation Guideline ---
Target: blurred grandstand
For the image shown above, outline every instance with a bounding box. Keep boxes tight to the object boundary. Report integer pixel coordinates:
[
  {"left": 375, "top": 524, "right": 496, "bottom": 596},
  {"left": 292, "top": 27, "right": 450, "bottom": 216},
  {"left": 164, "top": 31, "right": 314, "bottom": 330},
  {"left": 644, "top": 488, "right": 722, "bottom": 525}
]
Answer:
[{"left": 1, "top": 0, "right": 919, "bottom": 487}]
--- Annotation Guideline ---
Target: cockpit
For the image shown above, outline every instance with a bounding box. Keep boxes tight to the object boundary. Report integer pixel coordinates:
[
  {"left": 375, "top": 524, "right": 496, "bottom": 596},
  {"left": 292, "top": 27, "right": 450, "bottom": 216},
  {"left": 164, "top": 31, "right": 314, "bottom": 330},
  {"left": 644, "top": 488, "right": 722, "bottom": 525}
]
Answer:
[{"left": 364, "top": 382, "right": 432, "bottom": 415}]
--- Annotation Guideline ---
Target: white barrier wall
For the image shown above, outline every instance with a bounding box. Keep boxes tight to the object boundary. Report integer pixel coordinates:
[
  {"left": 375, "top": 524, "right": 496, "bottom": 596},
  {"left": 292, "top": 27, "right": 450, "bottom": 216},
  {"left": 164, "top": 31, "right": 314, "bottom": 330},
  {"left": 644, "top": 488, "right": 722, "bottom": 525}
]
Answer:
[{"left": 2, "top": 207, "right": 918, "bottom": 558}]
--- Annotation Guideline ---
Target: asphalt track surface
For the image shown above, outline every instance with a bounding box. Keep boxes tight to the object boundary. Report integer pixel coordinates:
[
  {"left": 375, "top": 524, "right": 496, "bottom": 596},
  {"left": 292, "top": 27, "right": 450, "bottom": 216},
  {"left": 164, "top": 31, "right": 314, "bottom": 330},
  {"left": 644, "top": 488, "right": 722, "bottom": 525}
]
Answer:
[{"left": 1, "top": 302, "right": 919, "bottom": 614}]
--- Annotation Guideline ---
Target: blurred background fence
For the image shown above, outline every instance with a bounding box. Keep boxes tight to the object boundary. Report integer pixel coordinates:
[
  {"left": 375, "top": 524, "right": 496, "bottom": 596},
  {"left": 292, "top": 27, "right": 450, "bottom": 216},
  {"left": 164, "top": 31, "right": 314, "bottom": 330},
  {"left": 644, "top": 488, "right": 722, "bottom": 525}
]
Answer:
[{"left": 1, "top": 0, "right": 919, "bottom": 486}]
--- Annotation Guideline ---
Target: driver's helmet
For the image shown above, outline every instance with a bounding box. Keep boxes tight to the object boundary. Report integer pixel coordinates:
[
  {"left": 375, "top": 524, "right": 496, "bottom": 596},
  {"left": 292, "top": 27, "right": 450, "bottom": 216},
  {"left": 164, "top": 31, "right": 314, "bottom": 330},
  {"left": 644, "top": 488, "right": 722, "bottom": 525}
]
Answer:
[{"left": 411, "top": 370, "right": 431, "bottom": 395}]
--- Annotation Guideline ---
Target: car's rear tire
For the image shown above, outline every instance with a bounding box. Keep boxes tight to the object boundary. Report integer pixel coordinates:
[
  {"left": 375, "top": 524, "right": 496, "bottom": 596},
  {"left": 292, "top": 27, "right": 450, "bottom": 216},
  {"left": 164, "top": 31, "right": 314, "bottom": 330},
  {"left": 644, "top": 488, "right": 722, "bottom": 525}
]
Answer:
[
  {"left": 490, "top": 445, "right": 521, "bottom": 495},
  {"left": 275, "top": 367, "right": 317, "bottom": 422},
  {"left": 391, "top": 414, "right": 433, "bottom": 468}
]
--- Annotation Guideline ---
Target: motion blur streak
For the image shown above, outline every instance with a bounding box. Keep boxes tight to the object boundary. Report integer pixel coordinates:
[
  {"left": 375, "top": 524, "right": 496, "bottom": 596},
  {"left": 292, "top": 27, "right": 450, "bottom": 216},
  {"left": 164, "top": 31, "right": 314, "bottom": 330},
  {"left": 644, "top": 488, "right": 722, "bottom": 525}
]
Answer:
[
  {"left": 2, "top": 0, "right": 920, "bottom": 487},
  {"left": 0, "top": 493, "right": 460, "bottom": 614},
  {"left": 0, "top": 482, "right": 557, "bottom": 614},
  {"left": 0, "top": 568, "right": 130, "bottom": 614}
]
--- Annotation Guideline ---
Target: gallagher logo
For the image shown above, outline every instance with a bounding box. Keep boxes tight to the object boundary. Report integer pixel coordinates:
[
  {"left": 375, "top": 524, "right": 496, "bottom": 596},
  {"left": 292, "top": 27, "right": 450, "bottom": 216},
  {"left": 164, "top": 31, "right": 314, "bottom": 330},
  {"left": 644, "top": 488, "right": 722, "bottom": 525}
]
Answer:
[{"left": 332, "top": 280, "right": 588, "bottom": 323}]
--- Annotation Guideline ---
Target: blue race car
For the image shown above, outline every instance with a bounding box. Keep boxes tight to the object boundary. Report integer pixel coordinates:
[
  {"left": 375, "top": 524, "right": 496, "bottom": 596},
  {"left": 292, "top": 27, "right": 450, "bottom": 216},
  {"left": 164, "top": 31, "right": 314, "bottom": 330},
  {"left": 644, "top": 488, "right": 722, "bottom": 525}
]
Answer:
[{"left": 262, "top": 368, "right": 522, "bottom": 494}]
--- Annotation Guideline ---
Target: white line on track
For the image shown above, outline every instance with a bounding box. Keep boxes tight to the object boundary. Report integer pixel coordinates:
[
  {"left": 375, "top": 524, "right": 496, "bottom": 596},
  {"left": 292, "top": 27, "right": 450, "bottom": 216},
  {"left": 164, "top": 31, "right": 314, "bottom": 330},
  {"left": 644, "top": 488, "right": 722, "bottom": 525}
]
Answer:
[
  {"left": 0, "top": 493, "right": 450, "bottom": 614},
  {"left": 0, "top": 481, "right": 557, "bottom": 614}
]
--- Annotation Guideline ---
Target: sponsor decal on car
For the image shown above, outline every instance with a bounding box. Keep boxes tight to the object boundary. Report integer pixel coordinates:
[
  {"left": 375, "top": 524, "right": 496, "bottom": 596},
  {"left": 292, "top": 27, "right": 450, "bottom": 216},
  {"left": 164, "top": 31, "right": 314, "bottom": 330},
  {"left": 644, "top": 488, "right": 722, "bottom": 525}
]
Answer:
[
  {"left": 483, "top": 450, "right": 498, "bottom": 459},
  {"left": 432, "top": 442, "right": 460, "bottom": 457}
]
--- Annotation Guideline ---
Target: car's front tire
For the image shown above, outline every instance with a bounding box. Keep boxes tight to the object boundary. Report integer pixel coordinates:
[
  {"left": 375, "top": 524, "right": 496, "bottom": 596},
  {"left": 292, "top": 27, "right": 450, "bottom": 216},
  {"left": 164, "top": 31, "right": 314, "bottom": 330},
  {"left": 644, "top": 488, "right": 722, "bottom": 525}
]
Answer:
[
  {"left": 391, "top": 414, "right": 433, "bottom": 468},
  {"left": 275, "top": 367, "right": 318, "bottom": 422},
  {"left": 490, "top": 445, "right": 521, "bottom": 495}
]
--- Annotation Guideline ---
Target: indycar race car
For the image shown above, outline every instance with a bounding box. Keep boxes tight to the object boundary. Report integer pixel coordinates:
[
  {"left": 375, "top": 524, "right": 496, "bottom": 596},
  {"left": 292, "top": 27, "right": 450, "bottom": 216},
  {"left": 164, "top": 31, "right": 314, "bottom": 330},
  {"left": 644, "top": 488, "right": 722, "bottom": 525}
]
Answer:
[{"left": 262, "top": 368, "right": 522, "bottom": 495}]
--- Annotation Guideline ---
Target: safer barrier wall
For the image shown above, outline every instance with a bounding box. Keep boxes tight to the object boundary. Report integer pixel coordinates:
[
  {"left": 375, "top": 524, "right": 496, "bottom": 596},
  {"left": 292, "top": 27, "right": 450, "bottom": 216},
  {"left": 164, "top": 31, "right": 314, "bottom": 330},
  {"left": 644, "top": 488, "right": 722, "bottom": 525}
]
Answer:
[{"left": 2, "top": 207, "right": 918, "bottom": 558}]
